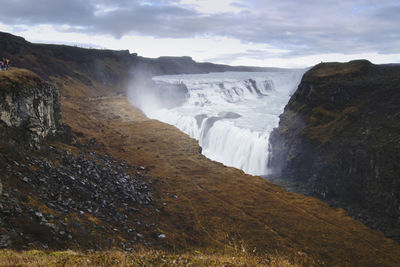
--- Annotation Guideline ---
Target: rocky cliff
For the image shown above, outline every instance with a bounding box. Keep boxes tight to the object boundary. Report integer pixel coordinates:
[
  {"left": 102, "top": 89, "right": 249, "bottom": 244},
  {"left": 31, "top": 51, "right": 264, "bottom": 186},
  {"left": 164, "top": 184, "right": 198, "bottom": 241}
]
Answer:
[
  {"left": 0, "top": 68, "right": 158, "bottom": 250},
  {"left": 268, "top": 60, "right": 400, "bottom": 240},
  {"left": 0, "top": 68, "right": 62, "bottom": 144}
]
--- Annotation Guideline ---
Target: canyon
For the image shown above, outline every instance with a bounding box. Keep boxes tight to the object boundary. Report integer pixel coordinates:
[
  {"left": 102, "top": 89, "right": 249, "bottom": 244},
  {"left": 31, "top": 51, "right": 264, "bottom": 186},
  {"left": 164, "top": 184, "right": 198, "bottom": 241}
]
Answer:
[{"left": 1, "top": 32, "right": 400, "bottom": 266}]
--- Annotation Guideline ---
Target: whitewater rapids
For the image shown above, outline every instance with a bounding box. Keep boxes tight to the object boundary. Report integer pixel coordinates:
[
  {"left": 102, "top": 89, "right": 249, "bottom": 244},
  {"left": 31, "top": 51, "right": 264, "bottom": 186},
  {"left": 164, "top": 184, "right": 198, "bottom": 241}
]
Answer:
[{"left": 134, "top": 71, "right": 305, "bottom": 176}]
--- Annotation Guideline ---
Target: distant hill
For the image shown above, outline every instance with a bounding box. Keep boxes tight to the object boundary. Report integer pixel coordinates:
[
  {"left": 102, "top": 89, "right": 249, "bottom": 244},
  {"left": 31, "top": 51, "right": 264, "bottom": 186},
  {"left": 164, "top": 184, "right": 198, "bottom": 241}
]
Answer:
[
  {"left": 0, "top": 31, "right": 285, "bottom": 98},
  {"left": 132, "top": 55, "right": 286, "bottom": 77}
]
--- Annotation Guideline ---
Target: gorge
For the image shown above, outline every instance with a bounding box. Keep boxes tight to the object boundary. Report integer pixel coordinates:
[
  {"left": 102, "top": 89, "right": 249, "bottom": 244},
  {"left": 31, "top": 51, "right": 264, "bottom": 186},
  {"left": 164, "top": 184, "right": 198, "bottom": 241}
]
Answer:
[
  {"left": 130, "top": 60, "right": 400, "bottom": 243},
  {"left": 129, "top": 70, "right": 305, "bottom": 175},
  {"left": 1, "top": 32, "right": 400, "bottom": 266},
  {"left": 269, "top": 60, "right": 400, "bottom": 241}
]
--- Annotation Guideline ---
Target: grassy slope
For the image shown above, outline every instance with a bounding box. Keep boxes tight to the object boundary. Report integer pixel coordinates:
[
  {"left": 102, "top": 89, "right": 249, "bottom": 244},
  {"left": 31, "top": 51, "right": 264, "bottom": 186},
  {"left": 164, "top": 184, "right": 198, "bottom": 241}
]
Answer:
[
  {"left": 0, "top": 32, "right": 133, "bottom": 98},
  {"left": 0, "top": 249, "right": 304, "bottom": 267},
  {"left": 0, "top": 68, "right": 47, "bottom": 92},
  {"left": 59, "top": 95, "right": 400, "bottom": 266}
]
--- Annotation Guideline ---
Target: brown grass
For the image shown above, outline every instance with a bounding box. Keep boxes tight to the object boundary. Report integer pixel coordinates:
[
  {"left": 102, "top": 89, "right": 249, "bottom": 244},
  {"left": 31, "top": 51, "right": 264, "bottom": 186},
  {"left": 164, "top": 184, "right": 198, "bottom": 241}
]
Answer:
[
  {"left": 0, "top": 68, "right": 44, "bottom": 90},
  {"left": 0, "top": 248, "right": 308, "bottom": 267},
  {"left": 306, "top": 60, "right": 373, "bottom": 78},
  {"left": 59, "top": 95, "right": 400, "bottom": 266}
]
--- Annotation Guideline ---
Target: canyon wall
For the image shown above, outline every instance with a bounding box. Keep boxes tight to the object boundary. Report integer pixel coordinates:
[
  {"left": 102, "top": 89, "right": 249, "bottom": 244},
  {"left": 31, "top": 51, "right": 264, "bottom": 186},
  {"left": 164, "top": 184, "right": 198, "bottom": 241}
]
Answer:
[{"left": 269, "top": 60, "right": 400, "bottom": 240}]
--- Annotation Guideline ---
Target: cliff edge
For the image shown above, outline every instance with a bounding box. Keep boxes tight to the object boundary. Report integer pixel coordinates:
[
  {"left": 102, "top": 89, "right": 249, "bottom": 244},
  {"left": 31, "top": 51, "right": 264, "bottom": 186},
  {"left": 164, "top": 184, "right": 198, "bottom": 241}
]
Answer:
[
  {"left": 269, "top": 60, "right": 400, "bottom": 240},
  {"left": 0, "top": 68, "right": 62, "bottom": 144}
]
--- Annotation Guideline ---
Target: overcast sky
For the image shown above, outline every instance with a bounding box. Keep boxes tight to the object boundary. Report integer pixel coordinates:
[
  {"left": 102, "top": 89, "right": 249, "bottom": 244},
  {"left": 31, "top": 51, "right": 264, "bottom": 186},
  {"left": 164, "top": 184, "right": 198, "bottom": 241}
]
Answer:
[{"left": 0, "top": 0, "right": 399, "bottom": 68}]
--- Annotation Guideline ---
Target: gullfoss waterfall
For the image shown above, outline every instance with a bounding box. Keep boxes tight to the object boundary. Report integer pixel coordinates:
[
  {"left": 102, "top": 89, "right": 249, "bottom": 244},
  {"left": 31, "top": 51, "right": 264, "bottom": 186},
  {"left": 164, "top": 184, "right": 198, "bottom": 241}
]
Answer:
[{"left": 130, "top": 71, "right": 305, "bottom": 176}]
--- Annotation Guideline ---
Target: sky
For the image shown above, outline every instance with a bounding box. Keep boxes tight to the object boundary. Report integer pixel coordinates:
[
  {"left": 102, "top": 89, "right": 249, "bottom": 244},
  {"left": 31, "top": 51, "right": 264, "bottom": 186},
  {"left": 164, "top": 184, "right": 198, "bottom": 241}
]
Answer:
[{"left": 0, "top": 0, "right": 399, "bottom": 68}]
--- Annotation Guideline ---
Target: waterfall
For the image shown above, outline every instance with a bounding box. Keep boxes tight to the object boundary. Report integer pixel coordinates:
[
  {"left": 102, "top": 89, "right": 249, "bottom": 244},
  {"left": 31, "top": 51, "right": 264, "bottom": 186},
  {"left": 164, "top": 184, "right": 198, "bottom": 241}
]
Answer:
[{"left": 131, "top": 70, "right": 305, "bottom": 176}]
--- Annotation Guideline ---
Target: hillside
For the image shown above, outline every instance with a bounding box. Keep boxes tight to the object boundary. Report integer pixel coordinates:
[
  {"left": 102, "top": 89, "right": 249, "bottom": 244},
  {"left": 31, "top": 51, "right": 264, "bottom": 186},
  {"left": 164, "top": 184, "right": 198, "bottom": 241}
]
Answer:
[
  {"left": 61, "top": 94, "right": 400, "bottom": 266},
  {"left": 0, "top": 68, "right": 159, "bottom": 251},
  {"left": 269, "top": 60, "right": 400, "bottom": 241},
  {"left": 1, "top": 33, "right": 400, "bottom": 266},
  {"left": 0, "top": 31, "right": 284, "bottom": 98}
]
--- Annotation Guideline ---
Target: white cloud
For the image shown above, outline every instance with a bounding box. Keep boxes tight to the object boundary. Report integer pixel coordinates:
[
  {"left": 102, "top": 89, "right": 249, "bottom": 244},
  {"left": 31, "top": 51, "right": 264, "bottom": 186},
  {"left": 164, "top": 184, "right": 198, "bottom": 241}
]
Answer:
[
  {"left": 228, "top": 52, "right": 400, "bottom": 68},
  {"left": 177, "top": 0, "right": 243, "bottom": 13},
  {"left": 1, "top": 0, "right": 400, "bottom": 67},
  {"left": 0, "top": 22, "right": 12, "bottom": 32}
]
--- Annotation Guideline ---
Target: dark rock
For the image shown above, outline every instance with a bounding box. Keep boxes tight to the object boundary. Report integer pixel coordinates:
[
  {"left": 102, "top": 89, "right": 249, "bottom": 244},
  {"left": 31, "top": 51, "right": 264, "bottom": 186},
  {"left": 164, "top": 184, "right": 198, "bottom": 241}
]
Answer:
[
  {"left": 268, "top": 60, "right": 400, "bottom": 241},
  {"left": 0, "top": 140, "right": 159, "bottom": 250},
  {"left": 0, "top": 70, "right": 62, "bottom": 145}
]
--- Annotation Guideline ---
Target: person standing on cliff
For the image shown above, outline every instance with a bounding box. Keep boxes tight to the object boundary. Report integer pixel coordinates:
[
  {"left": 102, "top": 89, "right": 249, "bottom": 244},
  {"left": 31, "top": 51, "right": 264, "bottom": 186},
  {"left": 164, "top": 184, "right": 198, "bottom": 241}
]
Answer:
[
  {"left": 5, "top": 58, "right": 10, "bottom": 70},
  {"left": 1, "top": 58, "right": 7, "bottom": 70}
]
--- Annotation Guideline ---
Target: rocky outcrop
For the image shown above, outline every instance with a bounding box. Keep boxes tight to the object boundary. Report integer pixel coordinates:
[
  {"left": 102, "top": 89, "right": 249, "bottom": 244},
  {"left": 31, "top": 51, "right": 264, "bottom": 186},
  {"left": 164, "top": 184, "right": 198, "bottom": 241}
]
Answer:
[
  {"left": 268, "top": 60, "right": 400, "bottom": 241},
  {"left": 0, "top": 69, "right": 62, "bottom": 144}
]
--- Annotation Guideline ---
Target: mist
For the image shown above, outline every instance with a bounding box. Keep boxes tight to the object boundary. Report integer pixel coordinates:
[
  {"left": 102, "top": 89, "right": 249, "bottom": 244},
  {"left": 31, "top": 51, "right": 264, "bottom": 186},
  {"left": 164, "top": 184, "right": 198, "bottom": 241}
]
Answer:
[{"left": 127, "top": 68, "right": 189, "bottom": 117}]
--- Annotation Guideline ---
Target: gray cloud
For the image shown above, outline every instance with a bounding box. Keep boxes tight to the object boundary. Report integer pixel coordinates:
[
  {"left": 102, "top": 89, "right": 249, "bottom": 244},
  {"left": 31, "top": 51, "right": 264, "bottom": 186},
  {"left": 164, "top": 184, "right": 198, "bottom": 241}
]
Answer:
[{"left": 0, "top": 0, "right": 399, "bottom": 56}]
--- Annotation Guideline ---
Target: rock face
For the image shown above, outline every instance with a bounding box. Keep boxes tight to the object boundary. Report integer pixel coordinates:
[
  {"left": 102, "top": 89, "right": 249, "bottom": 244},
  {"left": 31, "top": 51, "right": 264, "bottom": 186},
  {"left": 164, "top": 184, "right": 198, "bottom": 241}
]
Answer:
[
  {"left": 268, "top": 60, "right": 400, "bottom": 241},
  {"left": 0, "top": 69, "right": 61, "bottom": 144}
]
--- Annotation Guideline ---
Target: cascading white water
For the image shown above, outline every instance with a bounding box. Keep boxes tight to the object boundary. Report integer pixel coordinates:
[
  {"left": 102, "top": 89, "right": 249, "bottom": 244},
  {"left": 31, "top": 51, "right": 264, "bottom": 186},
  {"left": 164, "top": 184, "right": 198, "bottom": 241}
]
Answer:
[{"left": 133, "top": 71, "right": 305, "bottom": 176}]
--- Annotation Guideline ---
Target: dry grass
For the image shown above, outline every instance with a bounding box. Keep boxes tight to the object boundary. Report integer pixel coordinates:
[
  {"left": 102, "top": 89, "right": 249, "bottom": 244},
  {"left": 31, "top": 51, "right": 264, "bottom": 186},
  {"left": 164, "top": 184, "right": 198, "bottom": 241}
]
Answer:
[
  {"left": 306, "top": 60, "right": 373, "bottom": 78},
  {"left": 0, "top": 249, "right": 310, "bottom": 267},
  {"left": 59, "top": 95, "right": 400, "bottom": 266},
  {"left": 0, "top": 68, "right": 44, "bottom": 90}
]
